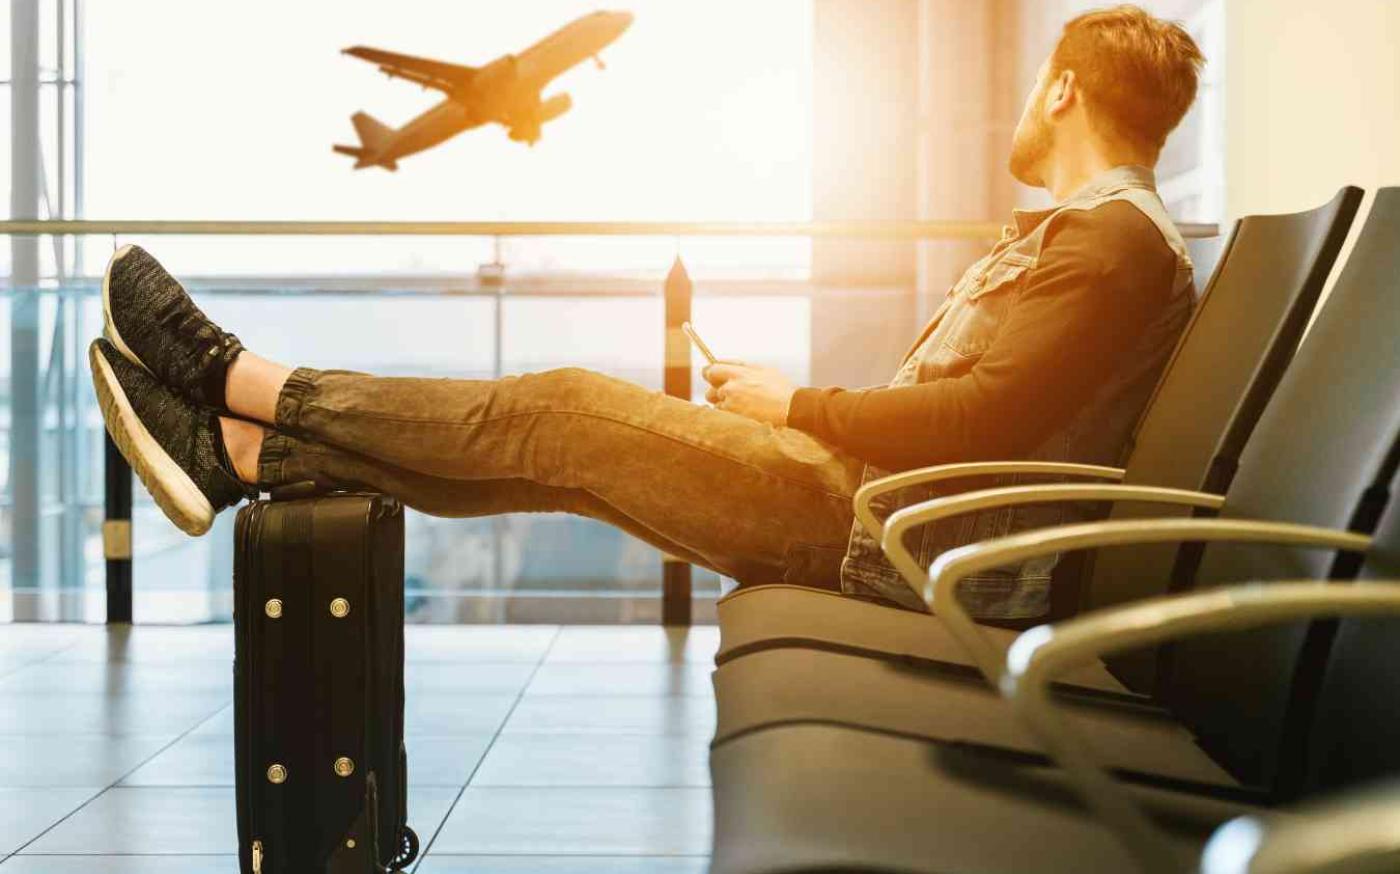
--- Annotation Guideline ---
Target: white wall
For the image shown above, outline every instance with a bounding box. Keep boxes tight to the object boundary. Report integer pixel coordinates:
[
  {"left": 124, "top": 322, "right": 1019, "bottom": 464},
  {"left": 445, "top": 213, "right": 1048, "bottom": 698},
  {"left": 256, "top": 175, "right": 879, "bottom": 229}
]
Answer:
[{"left": 1225, "top": 0, "right": 1400, "bottom": 220}]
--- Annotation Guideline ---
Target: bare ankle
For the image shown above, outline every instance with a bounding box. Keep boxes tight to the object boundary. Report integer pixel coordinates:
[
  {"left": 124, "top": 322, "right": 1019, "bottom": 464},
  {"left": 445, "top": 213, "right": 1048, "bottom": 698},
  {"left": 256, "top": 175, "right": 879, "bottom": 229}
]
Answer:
[
  {"left": 225, "top": 351, "right": 293, "bottom": 425},
  {"left": 219, "top": 417, "right": 266, "bottom": 484}
]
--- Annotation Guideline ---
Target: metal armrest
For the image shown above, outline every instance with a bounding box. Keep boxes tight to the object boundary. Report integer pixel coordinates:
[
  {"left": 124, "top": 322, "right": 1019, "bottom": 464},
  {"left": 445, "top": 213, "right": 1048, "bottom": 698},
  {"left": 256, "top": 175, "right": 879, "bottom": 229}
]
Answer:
[
  {"left": 879, "top": 484, "right": 1224, "bottom": 597},
  {"left": 1201, "top": 777, "right": 1400, "bottom": 874},
  {"left": 999, "top": 580, "right": 1400, "bottom": 874},
  {"left": 852, "top": 461, "right": 1125, "bottom": 541},
  {"left": 927, "top": 517, "right": 1371, "bottom": 685}
]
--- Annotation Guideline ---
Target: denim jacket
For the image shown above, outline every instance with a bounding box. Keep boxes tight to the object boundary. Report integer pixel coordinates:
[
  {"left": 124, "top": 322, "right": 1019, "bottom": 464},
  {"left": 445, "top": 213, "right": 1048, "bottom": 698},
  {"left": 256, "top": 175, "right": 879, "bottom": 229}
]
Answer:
[{"left": 839, "top": 165, "right": 1196, "bottom": 619}]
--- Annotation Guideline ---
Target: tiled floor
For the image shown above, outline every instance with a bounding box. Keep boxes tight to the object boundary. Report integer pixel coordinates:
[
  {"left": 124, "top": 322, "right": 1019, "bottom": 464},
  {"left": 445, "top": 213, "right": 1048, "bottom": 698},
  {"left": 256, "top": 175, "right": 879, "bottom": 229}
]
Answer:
[{"left": 0, "top": 623, "right": 717, "bottom": 872}]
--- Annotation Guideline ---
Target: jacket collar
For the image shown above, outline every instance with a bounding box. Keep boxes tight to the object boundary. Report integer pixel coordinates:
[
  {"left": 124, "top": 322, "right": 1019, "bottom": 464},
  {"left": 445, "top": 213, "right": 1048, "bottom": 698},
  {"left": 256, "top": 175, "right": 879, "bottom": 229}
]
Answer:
[{"left": 1009, "top": 164, "right": 1159, "bottom": 237}]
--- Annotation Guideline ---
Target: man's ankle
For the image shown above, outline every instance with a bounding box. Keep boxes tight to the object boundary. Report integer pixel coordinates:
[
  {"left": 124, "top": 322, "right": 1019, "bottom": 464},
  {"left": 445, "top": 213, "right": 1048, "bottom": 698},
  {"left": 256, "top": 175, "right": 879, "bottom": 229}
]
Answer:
[
  {"left": 225, "top": 350, "right": 293, "bottom": 426},
  {"left": 219, "top": 416, "right": 265, "bottom": 485}
]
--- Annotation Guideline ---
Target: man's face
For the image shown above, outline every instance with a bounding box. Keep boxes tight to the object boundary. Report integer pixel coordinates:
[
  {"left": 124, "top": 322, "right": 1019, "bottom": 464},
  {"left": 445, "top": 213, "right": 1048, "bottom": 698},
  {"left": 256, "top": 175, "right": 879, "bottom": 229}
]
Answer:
[{"left": 1009, "top": 60, "right": 1055, "bottom": 187}]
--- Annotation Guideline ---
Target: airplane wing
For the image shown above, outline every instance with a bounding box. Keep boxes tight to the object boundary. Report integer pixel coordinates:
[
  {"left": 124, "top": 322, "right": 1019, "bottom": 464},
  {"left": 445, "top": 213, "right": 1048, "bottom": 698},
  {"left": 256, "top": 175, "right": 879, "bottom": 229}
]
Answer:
[{"left": 342, "top": 46, "right": 477, "bottom": 92}]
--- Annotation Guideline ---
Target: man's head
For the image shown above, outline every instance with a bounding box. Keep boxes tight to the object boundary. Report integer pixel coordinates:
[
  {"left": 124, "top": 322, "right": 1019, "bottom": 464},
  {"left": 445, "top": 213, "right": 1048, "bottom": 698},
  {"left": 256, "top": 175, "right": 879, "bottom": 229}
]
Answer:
[{"left": 1009, "top": 4, "right": 1204, "bottom": 189}]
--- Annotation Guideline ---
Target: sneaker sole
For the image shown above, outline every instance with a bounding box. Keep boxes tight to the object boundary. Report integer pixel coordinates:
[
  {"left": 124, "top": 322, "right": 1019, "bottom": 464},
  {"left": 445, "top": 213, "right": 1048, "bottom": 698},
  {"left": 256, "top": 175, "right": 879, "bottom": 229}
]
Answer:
[
  {"left": 102, "top": 244, "right": 155, "bottom": 375},
  {"left": 90, "top": 343, "right": 215, "bottom": 537}
]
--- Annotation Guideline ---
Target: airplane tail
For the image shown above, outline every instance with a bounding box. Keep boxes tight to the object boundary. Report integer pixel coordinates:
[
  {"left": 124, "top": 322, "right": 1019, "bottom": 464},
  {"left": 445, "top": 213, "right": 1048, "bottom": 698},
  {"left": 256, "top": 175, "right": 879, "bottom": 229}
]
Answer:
[{"left": 332, "top": 111, "right": 398, "bottom": 170}]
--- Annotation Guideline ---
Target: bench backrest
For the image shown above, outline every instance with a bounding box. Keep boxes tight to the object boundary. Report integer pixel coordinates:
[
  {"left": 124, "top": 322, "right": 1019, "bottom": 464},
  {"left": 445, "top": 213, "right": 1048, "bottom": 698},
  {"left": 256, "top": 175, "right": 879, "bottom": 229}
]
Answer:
[
  {"left": 1084, "top": 188, "right": 1363, "bottom": 621},
  {"left": 1165, "top": 188, "right": 1400, "bottom": 790},
  {"left": 1304, "top": 484, "right": 1400, "bottom": 793}
]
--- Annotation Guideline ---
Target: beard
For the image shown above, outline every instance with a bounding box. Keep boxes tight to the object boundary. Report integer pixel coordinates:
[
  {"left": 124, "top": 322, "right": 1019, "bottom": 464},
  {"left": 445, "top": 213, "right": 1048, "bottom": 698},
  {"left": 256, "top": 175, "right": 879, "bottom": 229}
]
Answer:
[{"left": 1008, "top": 105, "right": 1054, "bottom": 188}]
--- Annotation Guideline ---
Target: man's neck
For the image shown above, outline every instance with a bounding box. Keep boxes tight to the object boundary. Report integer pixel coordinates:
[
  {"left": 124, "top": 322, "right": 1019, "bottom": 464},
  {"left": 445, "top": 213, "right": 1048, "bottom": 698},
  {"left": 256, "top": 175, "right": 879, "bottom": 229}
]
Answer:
[{"left": 1042, "top": 152, "right": 1118, "bottom": 202}]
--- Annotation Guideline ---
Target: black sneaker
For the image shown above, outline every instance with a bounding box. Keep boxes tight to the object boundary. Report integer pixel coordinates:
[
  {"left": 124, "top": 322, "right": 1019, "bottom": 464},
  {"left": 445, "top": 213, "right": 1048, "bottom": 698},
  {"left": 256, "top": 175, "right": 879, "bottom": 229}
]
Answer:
[
  {"left": 102, "top": 244, "right": 244, "bottom": 410},
  {"left": 90, "top": 338, "right": 257, "bottom": 536}
]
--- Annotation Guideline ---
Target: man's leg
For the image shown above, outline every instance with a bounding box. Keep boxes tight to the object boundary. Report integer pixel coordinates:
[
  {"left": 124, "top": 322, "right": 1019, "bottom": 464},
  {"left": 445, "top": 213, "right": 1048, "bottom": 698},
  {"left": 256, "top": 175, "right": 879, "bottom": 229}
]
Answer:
[
  {"left": 252, "top": 430, "right": 716, "bottom": 573},
  {"left": 95, "top": 242, "right": 860, "bottom": 582},
  {"left": 226, "top": 358, "right": 863, "bottom": 586}
]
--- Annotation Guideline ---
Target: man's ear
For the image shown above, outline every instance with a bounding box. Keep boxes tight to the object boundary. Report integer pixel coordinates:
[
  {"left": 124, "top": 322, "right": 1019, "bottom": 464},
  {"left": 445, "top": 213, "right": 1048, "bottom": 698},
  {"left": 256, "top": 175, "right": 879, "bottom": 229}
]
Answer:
[{"left": 1044, "top": 69, "right": 1077, "bottom": 119}]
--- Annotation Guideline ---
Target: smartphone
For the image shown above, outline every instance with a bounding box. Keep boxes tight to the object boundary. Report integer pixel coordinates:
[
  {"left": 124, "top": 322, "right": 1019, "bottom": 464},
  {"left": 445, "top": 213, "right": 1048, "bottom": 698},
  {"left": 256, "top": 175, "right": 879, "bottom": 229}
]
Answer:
[{"left": 681, "top": 321, "right": 718, "bottom": 366}]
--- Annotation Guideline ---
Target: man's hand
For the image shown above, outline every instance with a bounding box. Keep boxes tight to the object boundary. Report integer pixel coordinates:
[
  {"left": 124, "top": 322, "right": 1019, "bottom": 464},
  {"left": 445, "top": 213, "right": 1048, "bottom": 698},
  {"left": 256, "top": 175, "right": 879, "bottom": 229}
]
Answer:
[{"left": 702, "top": 362, "right": 797, "bottom": 427}]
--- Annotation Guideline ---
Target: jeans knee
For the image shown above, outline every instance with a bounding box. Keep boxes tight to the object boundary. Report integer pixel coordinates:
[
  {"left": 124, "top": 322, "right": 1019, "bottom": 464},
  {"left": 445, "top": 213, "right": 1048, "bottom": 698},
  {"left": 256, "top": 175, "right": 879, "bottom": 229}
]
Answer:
[
  {"left": 528, "top": 366, "right": 630, "bottom": 408},
  {"left": 543, "top": 366, "right": 601, "bottom": 386}
]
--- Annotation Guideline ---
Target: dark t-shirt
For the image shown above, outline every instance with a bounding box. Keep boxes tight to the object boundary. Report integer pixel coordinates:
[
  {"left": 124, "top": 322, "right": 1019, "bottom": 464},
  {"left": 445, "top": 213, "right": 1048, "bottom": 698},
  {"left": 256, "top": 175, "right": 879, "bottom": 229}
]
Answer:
[{"left": 786, "top": 199, "right": 1181, "bottom": 471}]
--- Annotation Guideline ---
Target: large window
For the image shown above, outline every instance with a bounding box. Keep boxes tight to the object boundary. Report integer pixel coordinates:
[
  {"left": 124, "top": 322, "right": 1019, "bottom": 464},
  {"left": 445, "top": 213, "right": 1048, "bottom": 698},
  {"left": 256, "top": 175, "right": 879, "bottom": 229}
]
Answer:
[
  {"left": 5, "top": 0, "right": 819, "bottom": 623},
  {"left": 79, "top": 0, "right": 814, "bottom": 277},
  {"left": 1155, "top": 0, "right": 1226, "bottom": 223}
]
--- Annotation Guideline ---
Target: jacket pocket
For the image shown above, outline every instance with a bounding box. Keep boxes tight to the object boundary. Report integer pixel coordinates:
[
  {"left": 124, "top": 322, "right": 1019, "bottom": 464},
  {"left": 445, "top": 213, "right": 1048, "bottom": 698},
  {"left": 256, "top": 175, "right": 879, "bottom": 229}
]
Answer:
[
  {"left": 940, "top": 254, "right": 1034, "bottom": 359},
  {"left": 781, "top": 543, "right": 846, "bottom": 591}
]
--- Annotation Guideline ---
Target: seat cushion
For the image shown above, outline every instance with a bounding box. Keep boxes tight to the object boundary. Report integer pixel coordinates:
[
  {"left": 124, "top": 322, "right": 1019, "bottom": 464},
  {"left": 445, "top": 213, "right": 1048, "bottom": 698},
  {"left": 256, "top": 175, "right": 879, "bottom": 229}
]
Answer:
[
  {"left": 712, "top": 647, "right": 1237, "bottom": 788},
  {"left": 710, "top": 723, "right": 1254, "bottom": 874},
  {"left": 716, "top": 584, "right": 1125, "bottom": 692}
]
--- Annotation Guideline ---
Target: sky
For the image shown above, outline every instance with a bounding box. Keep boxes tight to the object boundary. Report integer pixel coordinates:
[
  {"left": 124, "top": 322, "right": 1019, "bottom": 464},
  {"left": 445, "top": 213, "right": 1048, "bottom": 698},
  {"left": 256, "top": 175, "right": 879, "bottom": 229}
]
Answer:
[{"left": 67, "top": 0, "right": 815, "bottom": 275}]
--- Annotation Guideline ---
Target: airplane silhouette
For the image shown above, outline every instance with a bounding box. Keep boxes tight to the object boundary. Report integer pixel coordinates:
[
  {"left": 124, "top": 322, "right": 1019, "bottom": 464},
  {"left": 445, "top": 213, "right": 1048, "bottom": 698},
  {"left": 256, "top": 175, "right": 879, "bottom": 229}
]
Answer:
[{"left": 334, "top": 10, "right": 634, "bottom": 170}]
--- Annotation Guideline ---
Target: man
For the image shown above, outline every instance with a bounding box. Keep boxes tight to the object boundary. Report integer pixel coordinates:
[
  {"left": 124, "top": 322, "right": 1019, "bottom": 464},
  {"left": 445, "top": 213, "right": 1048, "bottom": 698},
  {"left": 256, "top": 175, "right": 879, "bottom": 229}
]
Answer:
[{"left": 91, "top": 5, "right": 1203, "bottom": 621}]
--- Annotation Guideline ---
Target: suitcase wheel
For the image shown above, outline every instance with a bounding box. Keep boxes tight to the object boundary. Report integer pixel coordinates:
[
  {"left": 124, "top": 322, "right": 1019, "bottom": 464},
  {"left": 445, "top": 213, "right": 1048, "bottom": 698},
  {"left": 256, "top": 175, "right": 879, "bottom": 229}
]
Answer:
[{"left": 388, "top": 826, "right": 419, "bottom": 872}]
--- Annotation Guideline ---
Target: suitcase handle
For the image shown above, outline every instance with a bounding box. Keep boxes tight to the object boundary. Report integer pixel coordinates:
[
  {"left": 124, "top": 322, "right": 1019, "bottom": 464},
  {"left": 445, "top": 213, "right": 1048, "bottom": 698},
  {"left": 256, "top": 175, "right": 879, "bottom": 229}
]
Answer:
[
  {"left": 268, "top": 481, "right": 399, "bottom": 508},
  {"left": 267, "top": 480, "right": 332, "bottom": 502}
]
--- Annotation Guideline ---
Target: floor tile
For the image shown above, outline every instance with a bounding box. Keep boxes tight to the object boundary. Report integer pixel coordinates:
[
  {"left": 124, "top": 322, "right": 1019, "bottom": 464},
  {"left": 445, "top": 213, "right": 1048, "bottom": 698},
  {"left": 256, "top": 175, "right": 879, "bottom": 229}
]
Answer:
[
  {"left": 0, "top": 735, "right": 171, "bottom": 787},
  {"left": 502, "top": 696, "right": 716, "bottom": 737},
  {"left": 432, "top": 787, "right": 712, "bottom": 855},
  {"left": 406, "top": 786, "right": 466, "bottom": 852},
  {"left": 471, "top": 735, "right": 710, "bottom": 787},
  {"left": 406, "top": 662, "right": 537, "bottom": 694},
  {"left": 0, "top": 652, "right": 58, "bottom": 679},
  {"left": 406, "top": 626, "right": 558, "bottom": 663},
  {"left": 0, "top": 692, "right": 228, "bottom": 736},
  {"left": 48, "top": 626, "right": 234, "bottom": 663},
  {"left": 0, "top": 857, "right": 236, "bottom": 873},
  {"left": 187, "top": 704, "right": 235, "bottom": 738},
  {"left": 546, "top": 626, "right": 720, "bottom": 664},
  {"left": 121, "top": 733, "right": 493, "bottom": 789},
  {"left": 0, "top": 625, "right": 86, "bottom": 656},
  {"left": 408, "top": 736, "right": 496, "bottom": 787},
  {"left": 0, "top": 788, "right": 100, "bottom": 855},
  {"left": 406, "top": 695, "right": 521, "bottom": 737},
  {"left": 24, "top": 787, "right": 236, "bottom": 854},
  {"left": 416, "top": 857, "right": 710, "bottom": 874},
  {"left": 0, "top": 626, "right": 716, "bottom": 868},
  {"left": 119, "top": 735, "right": 235, "bottom": 787},
  {"left": 190, "top": 695, "right": 521, "bottom": 739},
  {"left": 21, "top": 786, "right": 460, "bottom": 856},
  {"left": 0, "top": 661, "right": 232, "bottom": 696},
  {"left": 525, "top": 664, "right": 713, "bottom": 697}
]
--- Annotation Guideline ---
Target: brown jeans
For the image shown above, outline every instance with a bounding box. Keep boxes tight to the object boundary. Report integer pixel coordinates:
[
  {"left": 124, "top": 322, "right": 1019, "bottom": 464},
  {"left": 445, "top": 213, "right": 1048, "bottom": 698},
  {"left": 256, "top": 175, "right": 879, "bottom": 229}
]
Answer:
[{"left": 255, "top": 366, "right": 864, "bottom": 587}]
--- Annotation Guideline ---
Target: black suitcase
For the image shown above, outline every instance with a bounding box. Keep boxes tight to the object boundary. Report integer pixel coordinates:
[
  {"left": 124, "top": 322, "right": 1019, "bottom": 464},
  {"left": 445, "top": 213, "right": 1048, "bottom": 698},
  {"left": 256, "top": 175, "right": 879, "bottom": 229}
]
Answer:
[{"left": 234, "top": 488, "right": 419, "bottom": 873}]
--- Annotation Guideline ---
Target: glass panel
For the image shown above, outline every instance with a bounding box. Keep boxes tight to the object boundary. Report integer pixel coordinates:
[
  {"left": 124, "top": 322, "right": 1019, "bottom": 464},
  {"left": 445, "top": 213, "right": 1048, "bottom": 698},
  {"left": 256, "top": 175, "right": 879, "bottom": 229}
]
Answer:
[
  {"left": 0, "top": 5, "right": 11, "bottom": 80},
  {"left": 37, "top": 0, "right": 59, "bottom": 78},
  {"left": 1155, "top": 0, "right": 1226, "bottom": 222},
  {"left": 80, "top": 0, "right": 814, "bottom": 274},
  {"left": 0, "top": 287, "right": 106, "bottom": 622},
  {"left": 0, "top": 88, "right": 10, "bottom": 227}
]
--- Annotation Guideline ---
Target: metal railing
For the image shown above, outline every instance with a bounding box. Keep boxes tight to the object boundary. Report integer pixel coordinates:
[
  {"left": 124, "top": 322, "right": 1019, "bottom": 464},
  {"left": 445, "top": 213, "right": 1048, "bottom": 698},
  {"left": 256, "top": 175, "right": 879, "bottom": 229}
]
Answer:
[
  {"left": 0, "top": 219, "right": 1221, "bottom": 239},
  {"left": 3, "top": 218, "right": 1220, "bottom": 626}
]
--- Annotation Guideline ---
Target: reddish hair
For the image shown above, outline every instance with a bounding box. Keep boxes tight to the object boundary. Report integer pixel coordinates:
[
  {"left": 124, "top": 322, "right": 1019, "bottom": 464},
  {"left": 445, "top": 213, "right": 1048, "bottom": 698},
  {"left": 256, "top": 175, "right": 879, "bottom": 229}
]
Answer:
[{"left": 1051, "top": 5, "right": 1205, "bottom": 157}]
